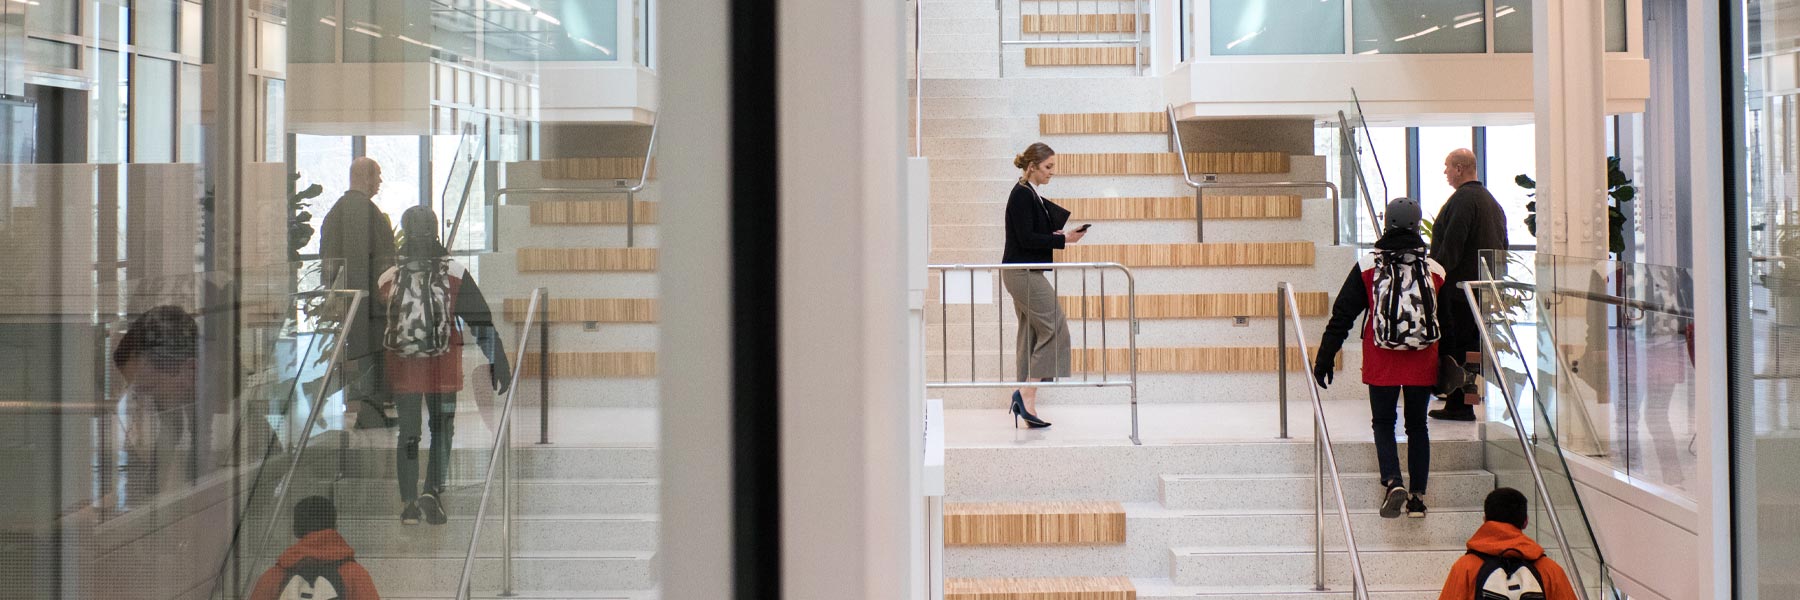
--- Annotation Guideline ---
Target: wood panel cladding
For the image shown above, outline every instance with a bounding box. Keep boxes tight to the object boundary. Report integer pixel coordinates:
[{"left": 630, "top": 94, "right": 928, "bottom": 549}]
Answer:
[
  {"left": 1060, "top": 195, "right": 1302, "bottom": 221},
  {"left": 517, "top": 248, "right": 659, "bottom": 272},
  {"left": 529, "top": 200, "right": 659, "bottom": 225},
  {"left": 538, "top": 158, "right": 656, "bottom": 180},
  {"left": 945, "top": 577, "right": 1136, "bottom": 600},
  {"left": 1059, "top": 292, "right": 1330, "bottom": 320},
  {"left": 1038, "top": 112, "right": 1167, "bottom": 135},
  {"left": 1022, "top": 13, "right": 1144, "bottom": 34},
  {"left": 520, "top": 351, "right": 658, "bottom": 378},
  {"left": 944, "top": 501, "right": 1126, "bottom": 546},
  {"left": 1074, "top": 346, "right": 1329, "bottom": 373},
  {"left": 1024, "top": 46, "right": 1139, "bottom": 66},
  {"left": 1056, "top": 152, "right": 1290, "bottom": 176},
  {"left": 503, "top": 298, "right": 658, "bottom": 323},
  {"left": 1054, "top": 242, "right": 1314, "bottom": 267}
]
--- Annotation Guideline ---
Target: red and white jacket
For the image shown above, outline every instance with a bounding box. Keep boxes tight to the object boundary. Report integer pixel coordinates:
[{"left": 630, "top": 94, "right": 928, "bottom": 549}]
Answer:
[
  {"left": 1318, "top": 234, "right": 1447, "bottom": 387},
  {"left": 377, "top": 259, "right": 506, "bottom": 394}
]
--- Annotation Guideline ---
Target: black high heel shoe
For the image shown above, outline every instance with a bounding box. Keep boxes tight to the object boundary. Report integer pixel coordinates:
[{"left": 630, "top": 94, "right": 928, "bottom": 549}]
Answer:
[{"left": 1010, "top": 391, "right": 1052, "bottom": 429}]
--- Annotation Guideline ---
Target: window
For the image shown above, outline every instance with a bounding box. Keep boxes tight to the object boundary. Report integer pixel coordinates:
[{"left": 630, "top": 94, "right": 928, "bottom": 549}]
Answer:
[
  {"left": 132, "top": 57, "right": 176, "bottom": 163},
  {"left": 293, "top": 135, "right": 354, "bottom": 256},
  {"left": 1484, "top": 124, "right": 1537, "bottom": 245},
  {"left": 1351, "top": 0, "right": 1486, "bottom": 55},
  {"left": 1416, "top": 126, "right": 1472, "bottom": 218},
  {"left": 1210, "top": 0, "right": 1346, "bottom": 56}
]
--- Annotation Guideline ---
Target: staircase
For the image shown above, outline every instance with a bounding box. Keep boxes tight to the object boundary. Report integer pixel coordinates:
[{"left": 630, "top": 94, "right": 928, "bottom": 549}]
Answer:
[
  {"left": 320, "top": 149, "right": 666, "bottom": 598},
  {"left": 915, "top": 0, "right": 1148, "bottom": 79},
  {"left": 942, "top": 440, "right": 1498, "bottom": 599}
]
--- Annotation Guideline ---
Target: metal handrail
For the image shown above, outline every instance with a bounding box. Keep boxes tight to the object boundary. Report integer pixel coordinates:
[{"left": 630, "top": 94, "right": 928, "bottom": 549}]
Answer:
[
  {"left": 925, "top": 262, "right": 1141, "bottom": 444},
  {"left": 457, "top": 287, "right": 545, "bottom": 599},
  {"left": 1459, "top": 280, "right": 1598, "bottom": 600},
  {"left": 1166, "top": 106, "right": 1362, "bottom": 245},
  {"left": 997, "top": 0, "right": 1143, "bottom": 76},
  {"left": 1274, "top": 282, "right": 1370, "bottom": 599},
  {"left": 212, "top": 289, "right": 363, "bottom": 598}
]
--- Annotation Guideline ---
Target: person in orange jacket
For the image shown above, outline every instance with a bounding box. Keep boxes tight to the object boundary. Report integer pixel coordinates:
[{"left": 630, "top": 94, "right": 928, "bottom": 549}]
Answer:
[
  {"left": 1438, "top": 487, "right": 1577, "bottom": 600},
  {"left": 249, "top": 496, "right": 382, "bottom": 600}
]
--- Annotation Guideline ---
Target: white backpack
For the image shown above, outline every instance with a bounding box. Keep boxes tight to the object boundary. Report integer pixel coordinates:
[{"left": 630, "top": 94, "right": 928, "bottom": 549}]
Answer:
[
  {"left": 276, "top": 559, "right": 349, "bottom": 600},
  {"left": 1370, "top": 248, "right": 1441, "bottom": 351},
  {"left": 1471, "top": 550, "right": 1548, "bottom": 600}
]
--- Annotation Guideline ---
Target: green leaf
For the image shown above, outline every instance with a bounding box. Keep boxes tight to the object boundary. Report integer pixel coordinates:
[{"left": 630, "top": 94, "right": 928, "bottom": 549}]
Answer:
[
  {"left": 1524, "top": 213, "right": 1537, "bottom": 237},
  {"left": 1524, "top": 201, "right": 1536, "bottom": 212},
  {"left": 297, "top": 183, "right": 324, "bottom": 200},
  {"left": 1611, "top": 185, "right": 1635, "bottom": 203},
  {"left": 1514, "top": 174, "right": 1536, "bottom": 189}
]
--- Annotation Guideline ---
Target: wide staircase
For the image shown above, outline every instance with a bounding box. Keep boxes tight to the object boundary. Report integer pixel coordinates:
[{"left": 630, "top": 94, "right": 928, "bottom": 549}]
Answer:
[{"left": 213, "top": 125, "right": 665, "bottom": 599}]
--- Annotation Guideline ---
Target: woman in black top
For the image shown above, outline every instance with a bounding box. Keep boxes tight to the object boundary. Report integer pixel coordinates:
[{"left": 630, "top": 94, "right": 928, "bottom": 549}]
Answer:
[{"left": 1001, "top": 142, "right": 1085, "bottom": 428}]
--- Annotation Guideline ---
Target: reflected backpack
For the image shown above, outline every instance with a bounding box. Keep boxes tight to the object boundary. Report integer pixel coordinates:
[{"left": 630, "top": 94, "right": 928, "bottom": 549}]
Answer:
[
  {"left": 1370, "top": 248, "right": 1440, "bottom": 351},
  {"left": 277, "top": 558, "right": 352, "bottom": 600},
  {"left": 1470, "top": 549, "right": 1547, "bottom": 600},
  {"left": 383, "top": 258, "right": 454, "bottom": 358}
]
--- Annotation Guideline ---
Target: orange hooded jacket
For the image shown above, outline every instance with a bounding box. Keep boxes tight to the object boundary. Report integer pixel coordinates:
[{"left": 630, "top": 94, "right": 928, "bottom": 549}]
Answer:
[
  {"left": 249, "top": 529, "right": 382, "bottom": 600},
  {"left": 1438, "top": 521, "right": 1577, "bottom": 600}
]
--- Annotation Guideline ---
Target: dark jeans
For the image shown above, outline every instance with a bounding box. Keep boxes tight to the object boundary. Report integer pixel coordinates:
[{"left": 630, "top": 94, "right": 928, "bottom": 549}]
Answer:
[
  {"left": 1370, "top": 385, "right": 1431, "bottom": 494},
  {"left": 396, "top": 392, "right": 456, "bottom": 502}
]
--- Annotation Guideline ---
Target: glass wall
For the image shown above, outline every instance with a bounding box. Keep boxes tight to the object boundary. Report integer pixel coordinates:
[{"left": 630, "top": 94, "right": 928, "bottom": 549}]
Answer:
[
  {"left": 1204, "top": 1, "right": 1630, "bottom": 58},
  {"left": 0, "top": 0, "right": 671, "bottom": 596}
]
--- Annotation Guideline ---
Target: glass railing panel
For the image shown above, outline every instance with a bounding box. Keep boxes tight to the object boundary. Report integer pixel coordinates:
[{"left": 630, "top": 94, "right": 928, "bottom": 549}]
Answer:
[
  {"left": 1474, "top": 250, "right": 1619, "bottom": 600},
  {"left": 1339, "top": 90, "right": 1394, "bottom": 245},
  {"left": 1350, "top": 0, "right": 1487, "bottom": 55},
  {"left": 1209, "top": 0, "right": 1345, "bottom": 56}
]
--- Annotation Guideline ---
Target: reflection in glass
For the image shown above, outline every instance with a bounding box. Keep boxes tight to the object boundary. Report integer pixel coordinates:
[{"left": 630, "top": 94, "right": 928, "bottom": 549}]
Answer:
[
  {"left": 1210, "top": 0, "right": 1345, "bottom": 56},
  {"left": 1351, "top": 0, "right": 1485, "bottom": 55},
  {"left": 135, "top": 57, "right": 176, "bottom": 163}
]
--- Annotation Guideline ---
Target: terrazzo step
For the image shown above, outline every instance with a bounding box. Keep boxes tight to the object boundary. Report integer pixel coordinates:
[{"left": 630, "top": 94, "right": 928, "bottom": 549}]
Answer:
[
  {"left": 1159, "top": 471, "right": 1498, "bottom": 512},
  {"left": 495, "top": 322, "right": 658, "bottom": 353},
  {"left": 389, "top": 592, "right": 659, "bottom": 600},
  {"left": 945, "top": 441, "right": 1486, "bottom": 503},
  {"left": 359, "top": 551, "right": 657, "bottom": 594},
  {"left": 920, "top": 17, "right": 1002, "bottom": 36},
  {"left": 1131, "top": 579, "right": 1436, "bottom": 600},
  {"left": 326, "top": 478, "right": 660, "bottom": 517},
  {"left": 923, "top": 291, "right": 1330, "bottom": 323},
  {"left": 469, "top": 254, "right": 659, "bottom": 298},
  {"left": 921, "top": 33, "right": 1007, "bottom": 54},
  {"left": 1169, "top": 546, "right": 1463, "bottom": 588},
  {"left": 945, "top": 577, "right": 1135, "bottom": 600},
  {"left": 927, "top": 156, "right": 1329, "bottom": 203},
  {"left": 945, "top": 506, "right": 1483, "bottom": 579},
  {"left": 291, "top": 446, "right": 660, "bottom": 481},
  {"left": 923, "top": 136, "right": 1023, "bottom": 158},
  {"left": 261, "top": 515, "right": 659, "bottom": 556},
  {"left": 923, "top": 345, "right": 1324, "bottom": 380},
  {"left": 945, "top": 500, "right": 1128, "bottom": 546},
  {"left": 925, "top": 314, "right": 1331, "bottom": 351},
  {"left": 929, "top": 197, "right": 1310, "bottom": 227}
]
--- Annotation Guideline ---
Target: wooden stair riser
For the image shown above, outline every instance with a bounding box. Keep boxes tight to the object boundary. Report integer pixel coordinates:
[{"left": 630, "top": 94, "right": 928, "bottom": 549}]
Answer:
[
  {"left": 1060, "top": 195, "right": 1302, "bottom": 221},
  {"left": 1073, "top": 346, "right": 1335, "bottom": 373},
  {"left": 944, "top": 501, "right": 1126, "bottom": 546},
  {"left": 534, "top": 158, "right": 657, "bottom": 180},
  {"left": 519, "top": 351, "right": 658, "bottom": 378},
  {"left": 1058, "top": 292, "right": 1329, "bottom": 320},
  {"left": 945, "top": 577, "right": 1135, "bottom": 600},
  {"left": 530, "top": 200, "right": 659, "bottom": 225},
  {"left": 1055, "top": 242, "right": 1314, "bottom": 267},
  {"left": 503, "top": 298, "right": 658, "bottom": 323},
  {"left": 1022, "top": 14, "right": 1146, "bottom": 34},
  {"left": 1024, "top": 47, "right": 1140, "bottom": 67},
  {"left": 1056, "top": 152, "right": 1289, "bottom": 176},
  {"left": 518, "top": 248, "right": 659, "bottom": 272},
  {"left": 1039, "top": 112, "right": 1167, "bottom": 135}
]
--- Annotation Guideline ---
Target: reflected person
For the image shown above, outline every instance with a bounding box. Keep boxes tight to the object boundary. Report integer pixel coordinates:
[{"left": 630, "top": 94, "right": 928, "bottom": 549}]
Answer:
[
  {"left": 380, "top": 206, "right": 509, "bottom": 525},
  {"left": 113, "top": 305, "right": 200, "bottom": 503},
  {"left": 321, "top": 156, "right": 399, "bottom": 429}
]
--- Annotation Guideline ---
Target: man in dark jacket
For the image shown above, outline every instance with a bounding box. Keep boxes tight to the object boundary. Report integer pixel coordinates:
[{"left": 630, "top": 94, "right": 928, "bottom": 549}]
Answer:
[
  {"left": 1428, "top": 149, "right": 1509, "bottom": 421},
  {"left": 321, "top": 157, "right": 398, "bottom": 428}
]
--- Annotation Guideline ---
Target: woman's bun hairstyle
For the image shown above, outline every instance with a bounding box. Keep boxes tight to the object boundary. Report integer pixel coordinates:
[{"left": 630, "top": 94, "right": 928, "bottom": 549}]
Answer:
[{"left": 1015, "top": 142, "right": 1055, "bottom": 170}]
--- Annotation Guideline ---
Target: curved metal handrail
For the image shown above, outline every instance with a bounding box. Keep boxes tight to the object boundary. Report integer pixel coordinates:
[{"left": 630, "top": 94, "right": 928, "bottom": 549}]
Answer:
[
  {"left": 1276, "top": 282, "right": 1370, "bottom": 599},
  {"left": 1167, "top": 106, "right": 1367, "bottom": 245},
  {"left": 456, "top": 287, "right": 544, "bottom": 599}
]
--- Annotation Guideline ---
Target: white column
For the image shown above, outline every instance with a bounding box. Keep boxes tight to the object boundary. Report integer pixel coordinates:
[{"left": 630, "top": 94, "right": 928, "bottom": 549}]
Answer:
[
  {"left": 780, "top": 0, "right": 915, "bottom": 597},
  {"left": 1533, "top": 0, "right": 1610, "bottom": 259},
  {"left": 1687, "top": 0, "right": 1733, "bottom": 596}
]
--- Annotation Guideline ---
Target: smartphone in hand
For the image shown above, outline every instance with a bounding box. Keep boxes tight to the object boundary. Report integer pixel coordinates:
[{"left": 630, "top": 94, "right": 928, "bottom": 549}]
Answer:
[{"left": 1075, "top": 223, "right": 1092, "bottom": 232}]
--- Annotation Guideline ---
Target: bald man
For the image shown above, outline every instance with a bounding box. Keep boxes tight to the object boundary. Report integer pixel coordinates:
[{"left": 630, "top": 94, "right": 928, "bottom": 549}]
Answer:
[
  {"left": 321, "top": 157, "right": 398, "bottom": 428},
  {"left": 1429, "top": 148, "right": 1509, "bottom": 421}
]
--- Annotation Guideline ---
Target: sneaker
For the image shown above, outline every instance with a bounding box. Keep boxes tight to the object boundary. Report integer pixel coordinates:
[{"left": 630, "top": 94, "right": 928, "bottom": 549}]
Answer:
[
  {"left": 400, "top": 501, "right": 422, "bottom": 525},
  {"left": 1379, "top": 485, "right": 1408, "bottom": 519},
  {"left": 417, "top": 493, "right": 448, "bottom": 525},
  {"left": 1428, "top": 408, "right": 1477, "bottom": 422},
  {"left": 1407, "top": 494, "right": 1428, "bottom": 518}
]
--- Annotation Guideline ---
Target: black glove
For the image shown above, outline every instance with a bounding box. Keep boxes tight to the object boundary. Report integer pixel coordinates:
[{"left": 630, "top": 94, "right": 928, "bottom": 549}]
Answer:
[
  {"left": 490, "top": 363, "right": 512, "bottom": 395},
  {"left": 1313, "top": 348, "right": 1336, "bottom": 389}
]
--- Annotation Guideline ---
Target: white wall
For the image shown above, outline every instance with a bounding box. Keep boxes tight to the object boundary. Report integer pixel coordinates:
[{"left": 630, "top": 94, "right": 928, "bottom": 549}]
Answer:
[{"left": 1565, "top": 455, "right": 1699, "bottom": 600}]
